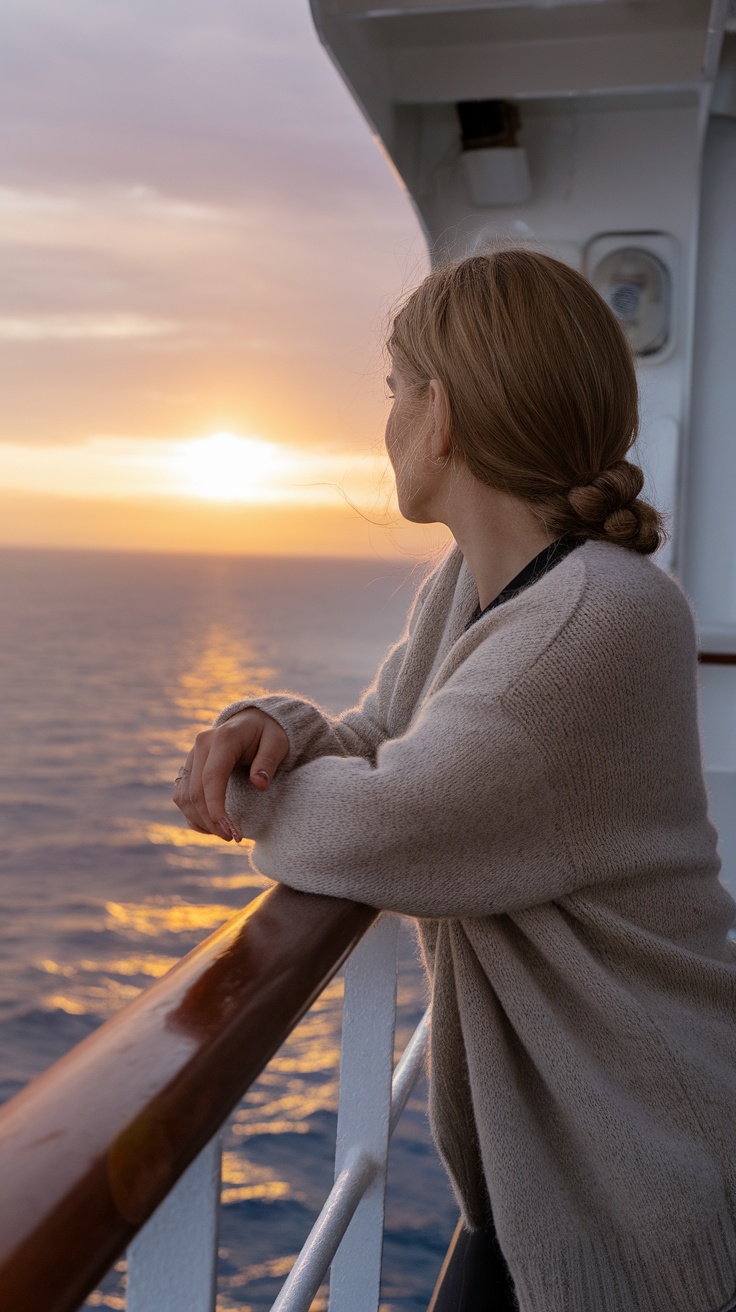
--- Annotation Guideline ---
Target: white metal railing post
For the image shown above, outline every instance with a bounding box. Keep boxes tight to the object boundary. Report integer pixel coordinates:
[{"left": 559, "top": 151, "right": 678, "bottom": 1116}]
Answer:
[
  {"left": 270, "top": 913, "right": 399, "bottom": 1312},
  {"left": 327, "top": 912, "right": 399, "bottom": 1312},
  {"left": 125, "top": 1135, "right": 222, "bottom": 1312}
]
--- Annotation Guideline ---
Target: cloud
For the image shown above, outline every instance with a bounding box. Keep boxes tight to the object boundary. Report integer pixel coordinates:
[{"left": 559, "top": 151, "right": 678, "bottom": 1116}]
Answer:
[
  {"left": 0, "top": 0, "right": 394, "bottom": 207},
  {"left": 0, "top": 313, "right": 178, "bottom": 342}
]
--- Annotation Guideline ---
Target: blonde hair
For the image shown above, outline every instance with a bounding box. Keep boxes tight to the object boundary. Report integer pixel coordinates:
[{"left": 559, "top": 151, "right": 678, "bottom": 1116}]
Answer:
[{"left": 387, "top": 248, "right": 666, "bottom": 555}]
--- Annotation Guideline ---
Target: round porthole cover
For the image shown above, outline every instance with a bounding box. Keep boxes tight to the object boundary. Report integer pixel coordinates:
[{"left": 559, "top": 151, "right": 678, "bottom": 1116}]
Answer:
[{"left": 591, "top": 247, "right": 671, "bottom": 356}]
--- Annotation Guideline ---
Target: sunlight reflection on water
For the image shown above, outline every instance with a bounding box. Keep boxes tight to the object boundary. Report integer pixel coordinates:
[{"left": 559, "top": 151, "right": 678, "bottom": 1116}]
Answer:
[
  {"left": 169, "top": 622, "right": 275, "bottom": 754},
  {"left": 0, "top": 550, "right": 455, "bottom": 1312},
  {"left": 105, "top": 898, "right": 236, "bottom": 936}
]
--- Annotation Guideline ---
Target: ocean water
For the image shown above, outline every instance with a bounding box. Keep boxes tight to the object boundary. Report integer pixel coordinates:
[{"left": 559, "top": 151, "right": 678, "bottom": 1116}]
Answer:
[{"left": 0, "top": 546, "right": 457, "bottom": 1312}]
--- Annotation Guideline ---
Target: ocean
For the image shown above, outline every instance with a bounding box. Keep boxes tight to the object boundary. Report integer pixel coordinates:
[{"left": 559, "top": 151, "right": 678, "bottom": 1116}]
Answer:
[{"left": 0, "top": 545, "right": 457, "bottom": 1312}]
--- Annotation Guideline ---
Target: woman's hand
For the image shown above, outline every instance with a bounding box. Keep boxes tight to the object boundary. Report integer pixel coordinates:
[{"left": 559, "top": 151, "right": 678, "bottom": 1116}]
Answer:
[{"left": 173, "top": 708, "right": 289, "bottom": 842}]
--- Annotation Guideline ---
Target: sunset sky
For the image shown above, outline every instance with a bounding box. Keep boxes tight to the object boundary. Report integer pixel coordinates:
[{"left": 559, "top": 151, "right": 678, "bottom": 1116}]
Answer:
[{"left": 0, "top": 0, "right": 447, "bottom": 558}]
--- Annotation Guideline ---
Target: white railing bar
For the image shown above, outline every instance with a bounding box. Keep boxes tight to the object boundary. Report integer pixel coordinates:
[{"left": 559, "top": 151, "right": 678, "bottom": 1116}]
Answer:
[
  {"left": 270, "top": 1147, "right": 377, "bottom": 1312},
  {"left": 126, "top": 1135, "right": 222, "bottom": 1312},
  {"left": 327, "top": 915, "right": 398, "bottom": 1312},
  {"left": 389, "top": 1009, "right": 430, "bottom": 1136},
  {"left": 270, "top": 1007, "right": 430, "bottom": 1312}
]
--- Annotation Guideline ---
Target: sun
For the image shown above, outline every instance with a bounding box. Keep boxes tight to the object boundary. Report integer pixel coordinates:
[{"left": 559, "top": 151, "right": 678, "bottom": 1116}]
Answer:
[{"left": 169, "top": 431, "right": 297, "bottom": 502}]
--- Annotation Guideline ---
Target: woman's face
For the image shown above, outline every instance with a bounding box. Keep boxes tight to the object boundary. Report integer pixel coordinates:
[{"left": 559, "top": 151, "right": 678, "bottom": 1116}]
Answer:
[{"left": 384, "top": 362, "right": 436, "bottom": 522}]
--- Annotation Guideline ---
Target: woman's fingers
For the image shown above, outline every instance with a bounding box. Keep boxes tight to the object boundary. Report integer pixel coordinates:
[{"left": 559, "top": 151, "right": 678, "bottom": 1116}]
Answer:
[
  {"left": 190, "top": 728, "right": 240, "bottom": 841},
  {"left": 172, "top": 709, "right": 290, "bottom": 843},
  {"left": 172, "top": 747, "right": 211, "bottom": 835},
  {"left": 249, "top": 719, "right": 289, "bottom": 791},
  {"left": 173, "top": 737, "right": 232, "bottom": 840},
  {"left": 182, "top": 816, "right": 212, "bottom": 836},
  {"left": 200, "top": 716, "right": 266, "bottom": 841}
]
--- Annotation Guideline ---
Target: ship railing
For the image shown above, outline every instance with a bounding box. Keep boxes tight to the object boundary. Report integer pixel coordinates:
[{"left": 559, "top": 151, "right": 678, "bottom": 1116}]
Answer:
[
  {"left": 0, "top": 882, "right": 429, "bottom": 1312},
  {"left": 1, "top": 647, "right": 730, "bottom": 1312}
]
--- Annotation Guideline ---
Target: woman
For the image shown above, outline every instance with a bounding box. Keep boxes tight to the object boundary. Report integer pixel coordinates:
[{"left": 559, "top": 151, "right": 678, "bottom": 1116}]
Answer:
[{"left": 174, "top": 249, "right": 736, "bottom": 1312}]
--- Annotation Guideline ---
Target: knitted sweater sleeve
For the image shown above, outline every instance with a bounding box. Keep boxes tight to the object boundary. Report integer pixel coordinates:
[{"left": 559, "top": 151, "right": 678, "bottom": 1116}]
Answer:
[
  {"left": 212, "top": 562, "right": 441, "bottom": 770},
  {"left": 213, "top": 637, "right": 405, "bottom": 769},
  {"left": 223, "top": 652, "right": 575, "bottom": 919}
]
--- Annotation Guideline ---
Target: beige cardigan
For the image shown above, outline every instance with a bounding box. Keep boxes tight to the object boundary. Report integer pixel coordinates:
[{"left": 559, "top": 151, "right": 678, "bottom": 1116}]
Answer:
[{"left": 218, "top": 540, "right": 736, "bottom": 1312}]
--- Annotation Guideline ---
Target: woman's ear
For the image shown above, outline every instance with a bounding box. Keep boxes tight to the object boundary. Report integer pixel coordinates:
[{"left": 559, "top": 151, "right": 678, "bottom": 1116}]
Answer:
[{"left": 428, "top": 379, "right": 452, "bottom": 463}]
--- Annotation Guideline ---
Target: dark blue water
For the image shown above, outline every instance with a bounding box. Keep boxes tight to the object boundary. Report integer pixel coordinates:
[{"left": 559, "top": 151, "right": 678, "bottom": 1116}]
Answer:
[{"left": 0, "top": 546, "right": 456, "bottom": 1311}]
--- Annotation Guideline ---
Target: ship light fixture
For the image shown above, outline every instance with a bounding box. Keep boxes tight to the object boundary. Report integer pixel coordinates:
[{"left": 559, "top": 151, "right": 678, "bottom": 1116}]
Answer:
[
  {"left": 590, "top": 247, "right": 672, "bottom": 357},
  {"left": 457, "top": 99, "right": 532, "bottom": 208}
]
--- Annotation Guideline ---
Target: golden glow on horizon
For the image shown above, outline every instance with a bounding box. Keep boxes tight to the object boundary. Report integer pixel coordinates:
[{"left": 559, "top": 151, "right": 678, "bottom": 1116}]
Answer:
[
  {"left": 0, "top": 483, "right": 452, "bottom": 559},
  {"left": 0, "top": 430, "right": 384, "bottom": 507}
]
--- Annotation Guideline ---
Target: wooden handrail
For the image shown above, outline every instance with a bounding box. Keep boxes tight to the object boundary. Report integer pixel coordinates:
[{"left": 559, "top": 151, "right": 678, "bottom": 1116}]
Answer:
[{"left": 0, "top": 883, "right": 376, "bottom": 1312}]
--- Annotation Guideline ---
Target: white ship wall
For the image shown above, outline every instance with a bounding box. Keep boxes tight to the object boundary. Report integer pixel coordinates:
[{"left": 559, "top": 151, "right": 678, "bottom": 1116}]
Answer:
[{"left": 397, "top": 93, "right": 703, "bottom": 577}]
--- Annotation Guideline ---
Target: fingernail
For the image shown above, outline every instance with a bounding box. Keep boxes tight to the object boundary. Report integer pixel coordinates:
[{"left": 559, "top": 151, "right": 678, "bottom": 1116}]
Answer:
[
  {"left": 217, "top": 821, "right": 233, "bottom": 841},
  {"left": 224, "top": 815, "right": 242, "bottom": 842},
  {"left": 255, "top": 770, "right": 269, "bottom": 784}
]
